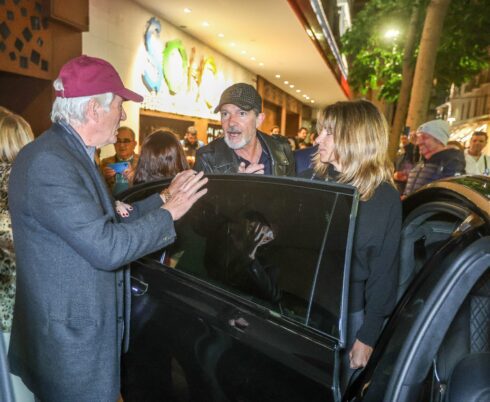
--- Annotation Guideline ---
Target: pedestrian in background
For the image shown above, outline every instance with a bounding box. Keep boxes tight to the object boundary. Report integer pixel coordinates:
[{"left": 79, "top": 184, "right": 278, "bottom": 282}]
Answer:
[
  {"left": 101, "top": 126, "right": 139, "bottom": 194},
  {"left": 0, "top": 112, "right": 35, "bottom": 402},
  {"left": 403, "top": 120, "right": 465, "bottom": 197},
  {"left": 465, "top": 131, "right": 489, "bottom": 175},
  {"left": 133, "top": 129, "right": 189, "bottom": 185}
]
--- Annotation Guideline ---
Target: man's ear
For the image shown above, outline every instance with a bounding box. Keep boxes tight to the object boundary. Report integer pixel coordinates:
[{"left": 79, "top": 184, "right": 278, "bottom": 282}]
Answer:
[
  {"left": 86, "top": 98, "right": 99, "bottom": 123},
  {"left": 256, "top": 112, "right": 265, "bottom": 128}
]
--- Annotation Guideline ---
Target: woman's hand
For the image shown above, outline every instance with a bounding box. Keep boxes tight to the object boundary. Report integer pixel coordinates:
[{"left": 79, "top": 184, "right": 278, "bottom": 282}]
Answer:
[
  {"left": 115, "top": 200, "right": 133, "bottom": 218},
  {"left": 349, "top": 339, "right": 373, "bottom": 369}
]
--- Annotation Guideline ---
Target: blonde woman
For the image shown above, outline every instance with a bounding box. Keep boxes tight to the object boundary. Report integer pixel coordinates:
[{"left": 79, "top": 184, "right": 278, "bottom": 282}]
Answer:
[
  {"left": 300, "top": 100, "right": 401, "bottom": 387},
  {"left": 0, "top": 112, "right": 34, "bottom": 401}
]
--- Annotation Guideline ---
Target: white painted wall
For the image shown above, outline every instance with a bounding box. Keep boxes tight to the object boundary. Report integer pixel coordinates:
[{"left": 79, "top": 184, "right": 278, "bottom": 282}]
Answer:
[{"left": 83, "top": 0, "right": 255, "bottom": 157}]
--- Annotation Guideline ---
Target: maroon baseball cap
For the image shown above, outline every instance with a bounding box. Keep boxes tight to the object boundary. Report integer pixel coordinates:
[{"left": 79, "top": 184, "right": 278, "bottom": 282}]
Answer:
[{"left": 54, "top": 55, "right": 144, "bottom": 102}]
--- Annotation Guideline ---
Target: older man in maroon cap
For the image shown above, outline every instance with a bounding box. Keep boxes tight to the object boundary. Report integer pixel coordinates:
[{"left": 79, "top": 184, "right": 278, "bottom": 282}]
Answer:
[{"left": 7, "top": 55, "right": 207, "bottom": 401}]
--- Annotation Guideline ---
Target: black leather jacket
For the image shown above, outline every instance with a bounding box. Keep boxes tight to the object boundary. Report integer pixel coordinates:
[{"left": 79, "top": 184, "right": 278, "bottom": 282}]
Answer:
[{"left": 194, "top": 131, "right": 295, "bottom": 176}]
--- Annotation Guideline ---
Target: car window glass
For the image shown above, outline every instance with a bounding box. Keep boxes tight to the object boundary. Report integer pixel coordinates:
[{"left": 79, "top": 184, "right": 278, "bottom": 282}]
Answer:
[{"left": 134, "top": 176, "right": 356, "bottom": 336}]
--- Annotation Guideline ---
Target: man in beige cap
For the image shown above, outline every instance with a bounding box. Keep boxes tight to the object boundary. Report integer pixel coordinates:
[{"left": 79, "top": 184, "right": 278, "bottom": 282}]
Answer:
[
  {"left": 194, "top": 83, "right": 295, "bottom": 176},
  {"left": 403, "top": 119, "right": 465, "bottom": 197}
]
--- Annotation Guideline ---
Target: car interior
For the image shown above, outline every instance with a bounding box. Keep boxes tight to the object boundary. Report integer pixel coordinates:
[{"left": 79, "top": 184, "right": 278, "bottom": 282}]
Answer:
[
  {"left": 397, "top": 202, "right": 490, "bottom": 402},
  {"left": 437, "top": 270, "right": 490, "bottom": 402},
  {"left": 397, "top": 203, "right": 470, "bottom": 301}
]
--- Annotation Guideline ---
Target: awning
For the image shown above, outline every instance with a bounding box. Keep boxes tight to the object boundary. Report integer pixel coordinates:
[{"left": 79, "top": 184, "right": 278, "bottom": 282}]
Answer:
[{"left": 449, "top": 114, "right": 489, "bottom": 144}]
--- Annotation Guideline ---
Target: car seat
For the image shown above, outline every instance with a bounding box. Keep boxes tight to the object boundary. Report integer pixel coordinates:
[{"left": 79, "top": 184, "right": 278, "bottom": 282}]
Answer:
[{"left": 434, "top": 270, "right": 490, "bottom": 401}]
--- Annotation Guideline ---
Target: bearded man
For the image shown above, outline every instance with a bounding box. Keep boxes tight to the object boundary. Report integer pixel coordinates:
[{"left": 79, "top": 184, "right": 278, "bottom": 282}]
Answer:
[{"left": 194, "top": 83, "right": 294, "bottom": 176}]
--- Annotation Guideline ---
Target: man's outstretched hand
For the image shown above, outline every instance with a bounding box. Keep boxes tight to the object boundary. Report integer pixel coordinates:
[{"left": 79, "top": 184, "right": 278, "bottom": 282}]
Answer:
[{"left": 163, "top": 171, "right": 208, "bottom": 220}]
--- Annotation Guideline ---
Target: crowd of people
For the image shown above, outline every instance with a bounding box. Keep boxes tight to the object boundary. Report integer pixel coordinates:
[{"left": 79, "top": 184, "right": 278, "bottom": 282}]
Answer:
[{"left": 0, "top": 54, "right": 488, "bottom": 401}]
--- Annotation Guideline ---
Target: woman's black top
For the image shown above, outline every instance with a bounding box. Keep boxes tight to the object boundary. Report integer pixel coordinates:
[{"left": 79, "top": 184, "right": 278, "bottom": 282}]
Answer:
[{"left": 300, "top": 167, "right": 402, "bottom": 347}]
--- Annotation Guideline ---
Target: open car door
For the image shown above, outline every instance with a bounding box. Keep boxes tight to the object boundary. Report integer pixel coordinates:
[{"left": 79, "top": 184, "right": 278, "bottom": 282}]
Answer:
[{"left": 121, "top": 175, "right": 358, "bottom": 402}]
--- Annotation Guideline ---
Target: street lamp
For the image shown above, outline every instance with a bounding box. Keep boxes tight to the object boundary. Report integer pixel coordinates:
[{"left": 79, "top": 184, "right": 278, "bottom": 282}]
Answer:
[{"left": 384, "top": 29, "right": 400, "bottom": 40}]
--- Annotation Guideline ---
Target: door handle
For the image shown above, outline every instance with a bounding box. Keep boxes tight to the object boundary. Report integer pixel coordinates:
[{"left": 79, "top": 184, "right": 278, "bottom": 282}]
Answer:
[
  {"left": 130, "top": 276, "right": 148, "bottom": 296},
  {"left": 228, "top": 317, "right": 249, "bottom": 330}
]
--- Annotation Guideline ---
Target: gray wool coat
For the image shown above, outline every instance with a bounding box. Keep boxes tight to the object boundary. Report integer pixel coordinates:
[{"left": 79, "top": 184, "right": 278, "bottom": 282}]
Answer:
[{"left": 8, "top": 122, "right": 176, "bottom": 401}]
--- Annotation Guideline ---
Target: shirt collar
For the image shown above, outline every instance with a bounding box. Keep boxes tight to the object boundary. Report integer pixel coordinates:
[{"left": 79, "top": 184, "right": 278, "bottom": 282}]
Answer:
[{"left": 59, "top": 120, "right": 97, "bottom": 162}]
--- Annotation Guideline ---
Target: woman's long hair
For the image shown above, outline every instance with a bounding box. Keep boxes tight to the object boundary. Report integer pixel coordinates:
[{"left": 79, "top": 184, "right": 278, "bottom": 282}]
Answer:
[
  {"left": 132, "top": 129, "right": 189, "bottom": 185},
  {"left": 313, "top": 100, "right": 394, "bottom": 201},
  {"left": 0, "top": 113, "right": 34, "bottom": 162}
]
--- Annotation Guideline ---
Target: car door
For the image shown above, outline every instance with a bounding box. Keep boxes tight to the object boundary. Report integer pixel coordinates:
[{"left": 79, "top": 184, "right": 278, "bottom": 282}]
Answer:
[
  {"left": 121, "top": 175, "right": 358, "bottom": 402},
  {"left": 344, "top": 191, "right": 490, "bottom": 402}
]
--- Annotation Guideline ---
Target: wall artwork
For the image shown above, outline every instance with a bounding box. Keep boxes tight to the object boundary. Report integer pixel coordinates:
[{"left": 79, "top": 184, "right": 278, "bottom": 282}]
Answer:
[
  {"left": 141, "top": 16, "right": 228, "bottom": 119},
  {"left": 0, "top": 0, "right": 52, "bottom": 79}
]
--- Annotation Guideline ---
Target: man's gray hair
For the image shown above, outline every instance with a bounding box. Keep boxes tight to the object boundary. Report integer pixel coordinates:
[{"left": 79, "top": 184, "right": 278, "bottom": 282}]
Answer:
[{"left": 51, "top": 78, "right": 114, "bottom": 125}]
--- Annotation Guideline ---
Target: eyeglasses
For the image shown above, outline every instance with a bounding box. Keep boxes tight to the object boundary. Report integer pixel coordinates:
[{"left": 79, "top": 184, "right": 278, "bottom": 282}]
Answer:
[{"left": 116, "top": 139, "right": 133, "bottom": 144}]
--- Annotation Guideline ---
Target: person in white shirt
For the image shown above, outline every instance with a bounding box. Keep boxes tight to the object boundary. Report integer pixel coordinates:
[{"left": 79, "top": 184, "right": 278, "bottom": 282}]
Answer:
[{"left": 465, "top": 131, "right": 489, "bottom": 175}]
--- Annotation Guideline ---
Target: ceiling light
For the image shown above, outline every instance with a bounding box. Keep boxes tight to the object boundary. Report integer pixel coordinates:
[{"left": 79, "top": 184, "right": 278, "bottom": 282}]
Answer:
[
  {"left": 241, "top": 50, "right": 247, "bottom": 54},
  {"left": 218, "top": 33, "right": 224, "bottom": 38},
  {"left": 230, "top": 42, "right": 236, "bottom": 47},
  {"left": 289, "top": 84, "right": 294, "bottom": 88},
  {"left": 250, "top": 56, "right": 256, "bottom": 61},
  {"left": 302, "top": 94, "right": 307, "bottom": 98},
  {"left": 296, "top": 89, "right": 301, "bottom": 93},
  {"left": 259, "top": 62, "right": 264, "bottom": 66},
  {"left": 310, "top": 100, "right": 315, "bottom": 104},
  {"left": 202, "top": 21, "right": 209, "bottom": 27},
  {"left": 284, "top": 80, "right": 289, "bottom": 84},
  {"left": 183, "top": 8, "right": 192, "bottom": 13},
  {"left": 275, "top": 74, "right": 281, "bottom": 78}
]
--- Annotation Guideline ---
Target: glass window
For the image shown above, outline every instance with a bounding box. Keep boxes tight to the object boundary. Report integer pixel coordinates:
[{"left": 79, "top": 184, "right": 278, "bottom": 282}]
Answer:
[{"left": 130, "top": 176, "right": 356, "bottom": 337}]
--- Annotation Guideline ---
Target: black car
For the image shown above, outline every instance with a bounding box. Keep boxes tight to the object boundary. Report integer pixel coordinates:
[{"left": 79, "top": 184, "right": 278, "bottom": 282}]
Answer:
[{"left": 120, "top": 175, "right": 490, "bottom": 402}]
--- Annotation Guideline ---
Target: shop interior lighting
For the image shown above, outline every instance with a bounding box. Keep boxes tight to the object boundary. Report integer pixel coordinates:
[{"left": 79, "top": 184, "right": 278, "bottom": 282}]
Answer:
[
  {"left": 217, "top": 33, "right": 224, "bottom": 38},
  {"left": 229, "top": 42, "right": 236, "bottom": 47},
  {"left": 183, "top": 8, "right": 192, "bottom": 13},
  {"left": 202, "top": 21, "right": 210, "bottom": 27},
  {"left": 250, "top": 56, "right": 256, "bottom": 61},
  {"left": 259, "top": 62, "right": 264, "bottom": 66},
  {"left": 275, "top": 74, "right": 281, "bottom": 78},
  {"left": 310, "top": 100, "right": 315, "bottom": 104},
  {"left": 241, "top": 50, "right": 247, "bottom": 54},
  {"left": 289, "top": 84, "right": 294, "bottom": 88},
  {"left": 296, "top": 89, "right": 301, "bottom": 93},
  {"left": 284, "top": 80, "right": 289, "bottom": 84}
]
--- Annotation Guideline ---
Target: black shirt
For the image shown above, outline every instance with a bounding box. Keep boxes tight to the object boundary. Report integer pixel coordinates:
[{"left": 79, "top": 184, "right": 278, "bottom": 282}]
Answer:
[
  {"left": 300, "top": 166, "right": 402, "bottom": 346},
  {"left": 236, "top": 135, "right": 272, "bottom": 175}
]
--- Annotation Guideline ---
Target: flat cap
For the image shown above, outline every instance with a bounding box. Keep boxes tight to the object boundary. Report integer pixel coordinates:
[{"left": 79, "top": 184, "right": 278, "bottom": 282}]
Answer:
[{"left": 214, "top": 83, "right": 262, "bottom": 113}]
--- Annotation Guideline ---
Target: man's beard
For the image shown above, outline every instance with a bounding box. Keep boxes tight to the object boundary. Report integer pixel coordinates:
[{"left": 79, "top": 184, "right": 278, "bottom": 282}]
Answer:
[{"left": 224, "top": 131, "right": 252, "bottom": 150}]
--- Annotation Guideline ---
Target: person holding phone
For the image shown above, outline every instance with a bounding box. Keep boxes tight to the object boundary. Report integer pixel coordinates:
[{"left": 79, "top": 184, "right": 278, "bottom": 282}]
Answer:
[{"left": 101, "top": 126, "right": 139, "bottom": 194}]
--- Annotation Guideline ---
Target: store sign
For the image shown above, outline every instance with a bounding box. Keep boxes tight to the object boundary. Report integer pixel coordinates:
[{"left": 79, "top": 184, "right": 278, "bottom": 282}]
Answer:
[{"left": 141, "top": 17, "right": 227, "bottom": 119}]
